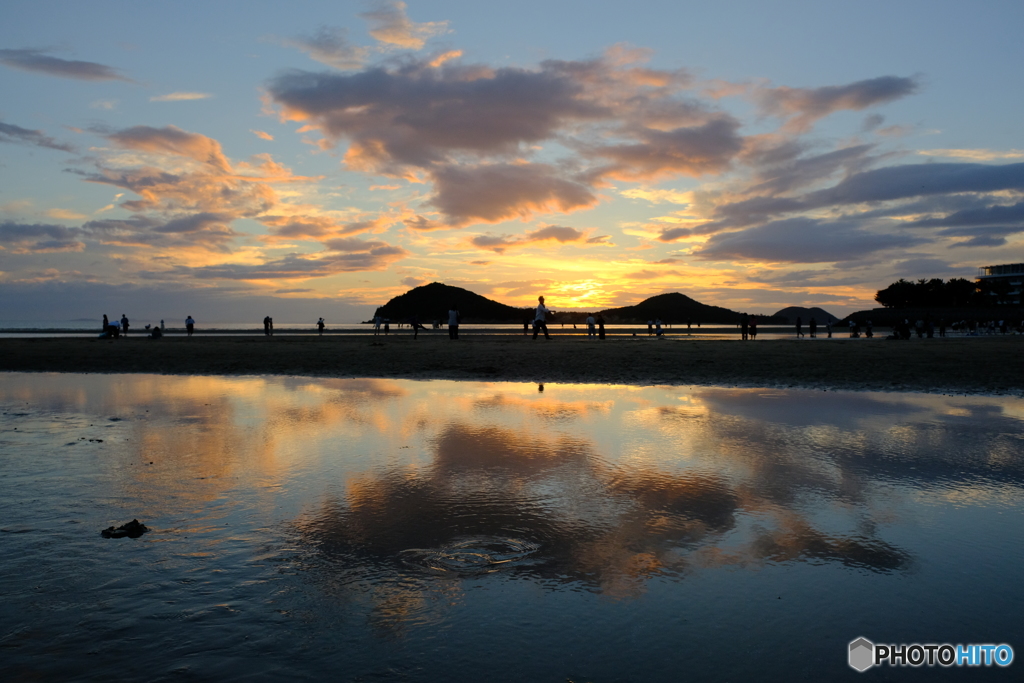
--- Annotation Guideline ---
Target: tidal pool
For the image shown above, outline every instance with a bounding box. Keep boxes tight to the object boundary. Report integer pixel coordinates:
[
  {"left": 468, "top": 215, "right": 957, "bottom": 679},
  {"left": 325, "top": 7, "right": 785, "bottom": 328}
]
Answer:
[{"left": 1, "top": 373, "right": 1022, "bottom": 682}]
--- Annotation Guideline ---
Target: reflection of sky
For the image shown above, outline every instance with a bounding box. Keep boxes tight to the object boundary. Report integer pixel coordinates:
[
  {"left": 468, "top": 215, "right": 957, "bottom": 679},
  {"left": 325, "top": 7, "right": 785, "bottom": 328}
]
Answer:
[{"left": 4, "top": 372, "right": 1024, "bottom": 680}]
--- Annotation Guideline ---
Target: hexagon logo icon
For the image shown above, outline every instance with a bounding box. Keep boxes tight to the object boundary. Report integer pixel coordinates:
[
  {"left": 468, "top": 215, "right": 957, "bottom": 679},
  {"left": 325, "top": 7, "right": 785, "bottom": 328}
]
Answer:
[{"left": 849, "top": 637, "right": 874, "bottom": 672}]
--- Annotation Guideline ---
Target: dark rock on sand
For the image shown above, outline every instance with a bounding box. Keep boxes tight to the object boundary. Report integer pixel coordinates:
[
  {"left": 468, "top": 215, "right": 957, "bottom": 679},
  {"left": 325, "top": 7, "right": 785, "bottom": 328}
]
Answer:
[{"left": 101, "top": 519, "right": 149, "bottom": 538}]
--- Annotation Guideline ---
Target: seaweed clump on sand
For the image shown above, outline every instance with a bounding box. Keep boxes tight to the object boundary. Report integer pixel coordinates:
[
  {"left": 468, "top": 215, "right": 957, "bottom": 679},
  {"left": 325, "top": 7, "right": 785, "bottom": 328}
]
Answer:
[{"left": 101, "top": 519, "right": 149, "bottom": 538}]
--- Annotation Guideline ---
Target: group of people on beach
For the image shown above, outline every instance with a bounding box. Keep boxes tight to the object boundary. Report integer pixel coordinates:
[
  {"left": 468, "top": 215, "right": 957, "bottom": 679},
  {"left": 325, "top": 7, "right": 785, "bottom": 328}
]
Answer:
[{"left": 99, "top": 315, "right": 193, "bottom": 339}]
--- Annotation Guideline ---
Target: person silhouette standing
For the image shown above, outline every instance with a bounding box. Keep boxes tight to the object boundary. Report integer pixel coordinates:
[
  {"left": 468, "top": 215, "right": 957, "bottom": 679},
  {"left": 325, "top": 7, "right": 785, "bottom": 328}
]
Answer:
[
  {"left": 597, "top": 314, "right": 606, "bottom": 340},
  {"left": 120, "top": 314, "right": 130, "bottom": 337},
  {"left": 317, "top": 317, "right": 325, "bottom": 336},
  {"left": 809, "top": 317, "right": 817, "bottom": 338},
  {"left": 533, "top": 296, "right": 552, "bottom": 340},
  {"left": 795, "top": 316, "right": 804, "bottom": 338},
  {"left": 448, "top": 304, "right": 460, "bottom": 339},
  {"left": 186, "top": 316, "right": 195, "bottom": 337}
]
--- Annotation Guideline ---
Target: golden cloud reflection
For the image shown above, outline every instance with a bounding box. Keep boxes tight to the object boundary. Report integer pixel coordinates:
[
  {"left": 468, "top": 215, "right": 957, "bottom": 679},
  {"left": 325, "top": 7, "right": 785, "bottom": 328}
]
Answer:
[{"left": 5, "top": 374, "right": 1023, "bottom": 623}]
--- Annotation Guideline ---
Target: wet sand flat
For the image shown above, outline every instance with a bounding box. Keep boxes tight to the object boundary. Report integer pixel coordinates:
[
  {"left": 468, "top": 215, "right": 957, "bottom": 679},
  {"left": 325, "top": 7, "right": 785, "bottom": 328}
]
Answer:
[{"left": 1, "top": 335, "right": 1020, "bottom": 394}]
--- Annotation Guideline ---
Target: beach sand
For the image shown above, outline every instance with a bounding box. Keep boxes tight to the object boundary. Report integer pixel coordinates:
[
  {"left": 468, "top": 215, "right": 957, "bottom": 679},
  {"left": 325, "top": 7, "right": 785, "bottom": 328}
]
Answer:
[{"left": 1, "top": 334, "right": 1019, "bottom": 394}]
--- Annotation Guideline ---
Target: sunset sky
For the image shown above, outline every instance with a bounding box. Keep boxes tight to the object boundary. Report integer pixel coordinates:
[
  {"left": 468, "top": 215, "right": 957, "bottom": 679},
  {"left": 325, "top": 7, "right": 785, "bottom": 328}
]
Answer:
[{"left": 3, "top": 0, "right": 1023, "bottom": 322}]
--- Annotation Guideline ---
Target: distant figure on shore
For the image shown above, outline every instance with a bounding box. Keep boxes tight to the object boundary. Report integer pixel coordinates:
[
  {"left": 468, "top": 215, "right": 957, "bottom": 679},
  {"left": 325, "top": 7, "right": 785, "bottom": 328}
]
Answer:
[
  {"left": 687, "top": 318, "right": 692, "bottom": 332},
  {"left": 150, "top": 325, "right": 163, "bottom": 339},
  {"left": 740, "top": 313, "right": 749, "bottom": 340},
  {"left": 160, "top": 319, "right": 165, "bottom": 330},
  {"left": 586, "top": 313, "right": 596, "bottom": 337},
  {"left": 448, "top": 304, "right": 460, "bottom": 340},
  {"left": 102, "top": 314, "right": 109, "bottom": 332},
  {"left": 533, "top": 296, "right": 552, "bottom": 340},
  {"left": 121, "top": 314, "right": 130, "bottom": 337},
  {"left": 597, "top": 314, "right": 606, "bottom": 340},
  {"left": 865, "top": 320, "right": 873, "bottom": 338},
  {"left": 186, "top": 316, "right": 195, "bottom": 337},
  {"left": 809, "top": 317, "right": 817, "bottom": 338},
  {"left": 523, "top": 318, "right": 531, "bottom": 336},
  {"left": 655, "top": 318, "right": 663, "bottom": 337},
  {"left": 263, "top": 316, "right": 273, "bottom": 336},
  {"left": 939, "top": 318, "right": 946, "bottom": 337},
  {"left": 749, "top": 317, "right": 758, "bottom": 339},
  {"left": 373, "top": 315, "right": 382, "bottom": 335},
  {"left": 647, "top": 320, "right": 654, "bottom": 336},
  {"left": 826, "top": 320, "right": 832, "bottom": 338},
  {"left": 383, "top": 318, "right": 389, "bottom": 335},
  {"left": 317, "top": 317, "right": 325, "bottom": 336},
  {"left": 795, "top": 316, "right": 803, "bottom": 338}
]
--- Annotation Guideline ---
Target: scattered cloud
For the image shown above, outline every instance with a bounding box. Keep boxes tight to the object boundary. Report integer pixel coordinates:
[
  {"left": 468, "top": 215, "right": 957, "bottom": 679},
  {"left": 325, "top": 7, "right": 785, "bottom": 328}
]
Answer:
[
  {"left": 359, "top": 0, "right": 449, "bottom": 49},
  {"left": 0, "top": 221, "right": 85, "bottom": 253},
  {"left": 150, "top": 92, "right": 213, "bottom": 102},
  {"left": 755, "top": 75, "right": 919, "bottom": 132},
  {"left": 470, "top": 225, "right": 597, "bottom": 253},
  {"left": 693, "top": 217, "right": 927, "bottom": 263},
  {"left": 917, "top": 148, "right": 1024, "bottom": 161},
  {"left": 104, "top": 125, "right": 233, "bottom": 172},
  {"left": 0, "top": 48, "right": 134, "bottom": 82},
  {"left": 283, "top": 26, "right": 369, "bottom": 70},
  {"left": 0, "top": 120, "right": 75, "bottom": 152},
  {"left": 430, "top": 163, "right": 597, "bottom": 225},
  {"left": 251, "top": 130, "right": 274, "bottom": 141}
]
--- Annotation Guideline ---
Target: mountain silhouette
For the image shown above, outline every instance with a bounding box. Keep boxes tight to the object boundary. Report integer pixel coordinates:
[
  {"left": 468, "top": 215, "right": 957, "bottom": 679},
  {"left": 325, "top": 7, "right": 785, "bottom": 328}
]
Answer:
[
  {"left": 373, "top": 284, "right": 780, "bottom": 325},
  {"left": 772, "top": 306, "right": 840, "bottom": 324},
  {"left": 373, "top": 283, "right": 531, "bottom": 323}
]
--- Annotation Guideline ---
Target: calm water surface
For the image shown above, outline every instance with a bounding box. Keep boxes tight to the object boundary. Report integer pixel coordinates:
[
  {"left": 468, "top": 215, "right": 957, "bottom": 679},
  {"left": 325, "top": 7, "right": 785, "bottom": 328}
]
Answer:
[{"left": 1, "top": 373, "right": 1022, "bottom": 682}]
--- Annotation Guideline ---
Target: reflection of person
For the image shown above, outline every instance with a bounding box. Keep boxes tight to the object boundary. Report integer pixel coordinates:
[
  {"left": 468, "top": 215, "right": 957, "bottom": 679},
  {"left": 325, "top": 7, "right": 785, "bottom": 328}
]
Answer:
[
  {"left": 448, "top": 304, "right": 460, "bottom": 340},
  {"left": 186, "top": 316, "right": 195, "bottom": 337},
  {"left": 317, "top": 317, "right": 325, "bottom": 336},
  {"left": 533, "top": 296, "right": 552, "bottom": 340}
]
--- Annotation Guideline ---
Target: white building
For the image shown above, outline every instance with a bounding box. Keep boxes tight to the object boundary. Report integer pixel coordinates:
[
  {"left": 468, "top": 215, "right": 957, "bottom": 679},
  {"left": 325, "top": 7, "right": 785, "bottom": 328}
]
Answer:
[{"left": 977, "top": 263, "right": 1024, "bottom": 305}]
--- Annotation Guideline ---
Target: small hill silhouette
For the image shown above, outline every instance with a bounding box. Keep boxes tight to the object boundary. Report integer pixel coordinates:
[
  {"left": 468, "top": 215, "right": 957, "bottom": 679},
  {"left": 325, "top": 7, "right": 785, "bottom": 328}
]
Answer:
[
  {"left": 599, "top": 292, "right": 759, "bottom": 324},
  {"left": 772, "top": 306, "right": 840, "bottom": 324},
  {"left": 374, "top": 283, "right": 531, "bottom": 323}
]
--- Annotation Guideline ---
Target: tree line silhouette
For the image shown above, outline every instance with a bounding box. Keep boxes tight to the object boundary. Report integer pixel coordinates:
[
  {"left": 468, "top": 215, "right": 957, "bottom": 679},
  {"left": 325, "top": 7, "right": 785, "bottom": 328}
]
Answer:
[{"left": 874, "top": 277, "right": 1015, "bottom": 308}]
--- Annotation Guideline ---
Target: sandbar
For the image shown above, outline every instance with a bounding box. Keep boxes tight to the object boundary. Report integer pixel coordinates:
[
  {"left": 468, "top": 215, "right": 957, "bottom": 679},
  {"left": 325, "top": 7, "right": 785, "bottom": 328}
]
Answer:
[{"left": 1, "top": 334, "right": 1020, "bottom": 395}]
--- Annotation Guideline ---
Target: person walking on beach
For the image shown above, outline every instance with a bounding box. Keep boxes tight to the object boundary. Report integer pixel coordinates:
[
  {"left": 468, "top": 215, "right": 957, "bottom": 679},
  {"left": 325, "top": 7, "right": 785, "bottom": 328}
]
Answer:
[
  {"left": 809, "top": 317, "right": 817, "bottom": 338},
  {"left": 408, "top": 314, "right": 427, "bottom": 339},
  {"left": 120, "top": 314, "right": 130, "bottom": 337},
  {"left": 740, "top": 313, "right": 749, "bottom": 340},
  {"left": 597, "top": 314, "right": 606, "bottom": 340},
  {"left": 317, "top": 317, "right": 325, "bottom": 336},
  {"left": 586, "top": 313, "right": 596, "bottom": 337},
  {"left": 533, "top": 296, "right": 552, "bottom": 340},
  {"left": 186, "top": 315, "right": 195, "bottom": 337},
  {"left": 448, "top": 304, "right": 460, "bottom": 339},
  {"left": 795, "top": 316, "right": 804, "bottom": 338},
  {"left": 749, "top": 316, "right": 758, "bottom": 339}
]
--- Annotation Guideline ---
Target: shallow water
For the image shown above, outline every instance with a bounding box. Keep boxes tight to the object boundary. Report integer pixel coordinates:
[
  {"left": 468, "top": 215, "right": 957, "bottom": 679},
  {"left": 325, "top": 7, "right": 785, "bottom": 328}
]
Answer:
[{"left": 1, "top": 373, "right": 1022, "bottom": 681}]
